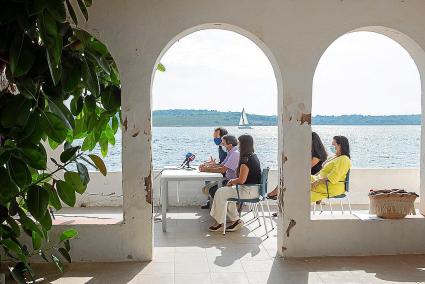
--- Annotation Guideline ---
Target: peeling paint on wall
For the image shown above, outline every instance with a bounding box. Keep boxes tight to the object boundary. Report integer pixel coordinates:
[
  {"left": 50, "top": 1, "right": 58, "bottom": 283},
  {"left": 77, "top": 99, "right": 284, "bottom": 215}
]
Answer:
[
  {"left": 144, "top": 171, "right": 153, "bottom": 204},
  {"left": 132, "top": 128, "right": 141, "bottom": 137},
  {"left": 286, "top": 219, "right": 296, "bottom": 237},
  {"left": 299, "top": 113, "right": 311, "bottom": 125},
  {"left": 123, "top": 116, "right": 128, "bottom": 131}
]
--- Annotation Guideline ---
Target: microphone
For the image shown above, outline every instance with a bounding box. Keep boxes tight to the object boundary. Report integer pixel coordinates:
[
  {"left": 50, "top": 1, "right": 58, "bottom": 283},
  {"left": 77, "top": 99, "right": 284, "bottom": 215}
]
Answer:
[{"left": 180, "top": 152, "right": 196, "bottom": 169}]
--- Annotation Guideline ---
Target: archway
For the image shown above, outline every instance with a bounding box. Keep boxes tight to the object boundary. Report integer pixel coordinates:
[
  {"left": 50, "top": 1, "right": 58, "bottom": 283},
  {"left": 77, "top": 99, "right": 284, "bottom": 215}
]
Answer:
[
  {"left": 150, "top": 24, "right": 284, "bottom": 255},
  {"left": 311, "top": 29, "right": 422, "bottom": 217}
]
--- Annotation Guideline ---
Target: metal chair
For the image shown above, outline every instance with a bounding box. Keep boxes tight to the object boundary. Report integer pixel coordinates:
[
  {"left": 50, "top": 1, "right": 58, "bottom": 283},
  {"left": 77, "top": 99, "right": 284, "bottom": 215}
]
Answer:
[
  {"left": 313, "top": 170, "right": 352, "bottom": 214},
  {"left": 223, "top": 167, "right": 274, "bottom": 236}
]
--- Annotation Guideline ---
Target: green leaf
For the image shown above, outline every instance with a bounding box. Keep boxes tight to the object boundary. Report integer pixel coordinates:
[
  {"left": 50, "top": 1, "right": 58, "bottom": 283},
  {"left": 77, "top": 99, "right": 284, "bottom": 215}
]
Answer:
[
  {"left": 26, "top": 185, "right": 49, "bottom": 221},
  {"left": 52, "top": 254, "right": 64, "bottom": 273},
  {"left": 32, "top": 231, "right": 42, "bottom": 250},
  {"left": 0, "top": 94, "right": 32, "bottom": 128},
  {"left": 111, "top": 116, "right": 119, "bottom": 134},
  {"left": 64, "top": 240, "right": 71, "bottom": 251},
  {"left": 43, "top": 183, "right": 62, "bottom": 210},
  {"left": 60, "top": 146, "right": 80, "bottom": 163},
  {"left": 18, "top": 209, "right": 43, "bottom": 237},
  {"left": 41, "top": 112, "right": 69, "bottom": 144},
  {"left": 70, "top": 96, "right": 84, "bottom": 116},
  {"left": 101, "top": 85, "right": 121, "bottom": 110},
  {"left": 9, "top": 33, "right": 35, "bottom": 77},
  {"left": 65, "top": 0, "right": 78, "bottom": 25},
  {"left": 77, "top": 0, "right": 88, "bottom": 21},
  {"left": 81, "top": 132, "right": 95, "bottom": 151},
  {"left": 0, "top": 239, "right": 22, "bottom": 255},
  {"left": 21, "top": 143, "right": 47, "bottom": 170},
  {"left": 86, "top": 50, "right": 110, "bottom": 74},
  {"left": 157, "top": 63, "right": 166, "bottom": 72},
  {"left": 84, "top": 0, "right": 92, "bottom": 7},
  {"left": 0, "top": 205, "right": 8, "bottom": 223},
  {"left": 99, "top": 134, "right": 108, "bottom": 157},
  {"left": 64, "top": 171, "right": 86, "bottom": 194},
  {"left": 105, "top": 125, "right": 115, "bottom": 145},
  {"left": 56, "top": 180, "right": 76, "bottom": 207},
  {"left": 49, "top": 98, "right": 75, "bottom": 130},
  {"left": 16, "top": 77, "right": 37, "bottom": 99},
  {"left": 58, "top": 247, "right": 71, "bottom": 263},
  {"left": 60, "top": 228, "right": 78, "bottom": 242},
  {"left": 39, "top": 209, "right": 52, "bottom": 231},
  {"left": 0, "top": 167, "right": 19, "bottom": 205},
  {"left": 82, "top": 58, "right": 99, "bottom": 97},
  {"left": 7, "top": 157, "right": 32, "bottom": 188},
  {"left": 46, "top": 49, "right": 62, "bottom": 86},
  {"left": 46, "top": 1, "right": 66, "bottom": 22},
  {"left": 76, "top": 162, "right": 90, "bottom": 185},
  {"left": 48, "top": 137, "right": 60, "bottom": 150},
  {"left": 6, "top": 217, "right": 20, "bottom": 237},
  {"left": 62, "top": 63, "right": 81, "bottom": 92}
]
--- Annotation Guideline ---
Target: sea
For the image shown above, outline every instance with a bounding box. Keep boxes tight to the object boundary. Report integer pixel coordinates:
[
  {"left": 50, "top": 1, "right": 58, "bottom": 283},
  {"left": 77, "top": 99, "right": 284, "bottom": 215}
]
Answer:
[{"left": 86, "top": 125, "right": 421, "bottom": 172}]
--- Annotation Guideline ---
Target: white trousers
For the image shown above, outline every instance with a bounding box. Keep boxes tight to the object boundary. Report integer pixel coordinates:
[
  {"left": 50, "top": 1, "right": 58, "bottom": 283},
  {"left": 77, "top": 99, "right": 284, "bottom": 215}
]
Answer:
[{"left": 210, "top": 185, "right": 259, "bottom": 224}]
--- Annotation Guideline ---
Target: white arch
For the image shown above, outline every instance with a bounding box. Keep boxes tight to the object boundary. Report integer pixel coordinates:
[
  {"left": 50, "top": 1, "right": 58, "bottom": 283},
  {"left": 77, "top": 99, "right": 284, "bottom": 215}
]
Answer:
[{"left": 312, "top": 25, "right": 425, "bottom": 214}]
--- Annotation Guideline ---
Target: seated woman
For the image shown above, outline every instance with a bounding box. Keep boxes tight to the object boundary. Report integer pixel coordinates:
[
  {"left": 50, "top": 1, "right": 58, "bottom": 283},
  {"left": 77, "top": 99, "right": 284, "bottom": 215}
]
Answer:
[
  {"left": 311, "top": 135, "right": 351, "bottom": 203},
  {"left": 267, "top": 131, "right": 328, "bottom": 200},
  {"left": 209, "top": 134, "right": 261, "bottom": 232}
]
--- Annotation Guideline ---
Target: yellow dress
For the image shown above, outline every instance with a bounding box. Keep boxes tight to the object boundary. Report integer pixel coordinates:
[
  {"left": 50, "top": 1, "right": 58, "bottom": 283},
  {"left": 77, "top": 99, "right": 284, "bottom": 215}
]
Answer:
[{"left": 310, "top": 155, "right": 351, "bottom": 203}]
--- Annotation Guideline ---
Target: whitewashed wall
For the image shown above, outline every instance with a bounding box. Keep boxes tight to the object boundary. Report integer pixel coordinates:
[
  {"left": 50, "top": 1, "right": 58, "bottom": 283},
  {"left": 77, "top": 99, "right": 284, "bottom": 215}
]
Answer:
[{"left": 53, "top": 0, "right": 425, "bottom": 261}]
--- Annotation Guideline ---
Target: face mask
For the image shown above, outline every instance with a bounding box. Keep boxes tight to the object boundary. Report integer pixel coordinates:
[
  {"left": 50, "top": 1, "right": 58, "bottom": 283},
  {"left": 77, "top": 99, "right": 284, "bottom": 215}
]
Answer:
[
  {"left": 221, "top": 145, "right": 227, "bottom": 152},
  {"left": 214, "top": 138, "right": 222, "bottom": 145},
  {"left": 330, "top": 145, "right": 336, "bottom": 154}
]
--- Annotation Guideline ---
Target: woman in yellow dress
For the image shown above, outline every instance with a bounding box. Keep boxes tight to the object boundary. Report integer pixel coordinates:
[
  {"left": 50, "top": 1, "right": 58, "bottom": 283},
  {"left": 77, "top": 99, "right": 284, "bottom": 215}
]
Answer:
[{"left": 311, "top": 136, "right": 351, "bottom": 203}]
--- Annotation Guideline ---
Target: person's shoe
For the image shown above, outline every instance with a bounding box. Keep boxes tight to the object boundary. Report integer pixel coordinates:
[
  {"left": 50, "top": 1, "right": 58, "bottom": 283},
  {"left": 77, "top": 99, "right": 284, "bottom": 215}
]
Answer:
[
  {"left": 226, "top": 219, "right": 244, "bottom": 232},
  {"left": 201, "top": 201, "right": 210, "bottom": 209},
  {"left": 209, "top": 224, "right": 223, "bottom": 232},
  {"left": 267, "top": 193, "right": 277, "bottom": 200}
]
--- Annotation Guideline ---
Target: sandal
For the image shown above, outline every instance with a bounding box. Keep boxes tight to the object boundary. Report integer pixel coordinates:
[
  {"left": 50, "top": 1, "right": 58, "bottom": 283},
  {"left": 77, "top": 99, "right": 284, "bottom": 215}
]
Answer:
[
  {"left": 209, "top": 224, "right": 223, "bottom": 232},
  {"left": 267, "top": 193, "right": 277, "bottom": 200},
  {"left": 226, "top": 219, "right": 244, "bottom": 232}
]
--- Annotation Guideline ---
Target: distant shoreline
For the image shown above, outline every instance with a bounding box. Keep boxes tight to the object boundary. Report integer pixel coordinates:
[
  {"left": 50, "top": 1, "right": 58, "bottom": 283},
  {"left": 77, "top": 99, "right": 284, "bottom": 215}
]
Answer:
[{"left": 152, "top": 109, "right": 421, "bottom": 127}]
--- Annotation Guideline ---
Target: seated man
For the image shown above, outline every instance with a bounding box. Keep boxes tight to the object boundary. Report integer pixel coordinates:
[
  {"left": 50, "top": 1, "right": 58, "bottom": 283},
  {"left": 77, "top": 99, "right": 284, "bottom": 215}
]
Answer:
[
  {"left": 200, "top": 127, "right": 228, "bottom": 209},
  {"left": 199, "top": 135, "right": 240, "bottom": 206}
]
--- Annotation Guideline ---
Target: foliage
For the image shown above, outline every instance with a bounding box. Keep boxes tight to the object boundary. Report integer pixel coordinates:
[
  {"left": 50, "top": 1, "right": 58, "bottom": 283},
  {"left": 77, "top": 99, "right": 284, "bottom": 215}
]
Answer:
[{"left": 0, "top": 0, "right": 129, "bottom": 281}]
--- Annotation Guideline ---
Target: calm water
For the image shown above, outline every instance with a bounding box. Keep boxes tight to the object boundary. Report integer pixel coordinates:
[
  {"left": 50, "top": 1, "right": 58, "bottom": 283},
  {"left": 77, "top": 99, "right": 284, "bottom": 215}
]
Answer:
[{"left": 88, "top": 125, "right": 421, "bottom": 171}]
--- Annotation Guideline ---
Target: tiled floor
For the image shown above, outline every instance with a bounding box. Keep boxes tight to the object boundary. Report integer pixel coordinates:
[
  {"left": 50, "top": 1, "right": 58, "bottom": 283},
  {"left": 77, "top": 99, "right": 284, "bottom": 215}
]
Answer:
[{"left": 30, "top": 207, "right": 425, "bottom": 283}]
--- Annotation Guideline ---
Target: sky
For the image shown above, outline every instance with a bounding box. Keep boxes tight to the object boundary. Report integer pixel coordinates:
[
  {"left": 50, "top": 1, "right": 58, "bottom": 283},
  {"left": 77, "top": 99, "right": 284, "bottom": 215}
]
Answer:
[{"left": 152, "top": 29, "right": 421, "bottom": 116}]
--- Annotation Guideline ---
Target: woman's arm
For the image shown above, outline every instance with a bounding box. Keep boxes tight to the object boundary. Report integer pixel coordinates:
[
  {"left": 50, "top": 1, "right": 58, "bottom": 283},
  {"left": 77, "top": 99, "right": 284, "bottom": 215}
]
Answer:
[
  {"left": 227, "top": 164, "right": 249, "bottom": 186},
  {"left": 311, "top": 157, "right": 320, "bottom": 168},
  {"left": 311, "top": 177, "right": 327, "bottom": 190}
]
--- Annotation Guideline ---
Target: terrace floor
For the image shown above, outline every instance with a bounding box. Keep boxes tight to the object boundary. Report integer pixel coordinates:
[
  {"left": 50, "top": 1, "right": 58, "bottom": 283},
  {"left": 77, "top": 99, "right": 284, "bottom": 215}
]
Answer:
[{"left": 30, "top": 207, "right": 425, "bottom": 283}]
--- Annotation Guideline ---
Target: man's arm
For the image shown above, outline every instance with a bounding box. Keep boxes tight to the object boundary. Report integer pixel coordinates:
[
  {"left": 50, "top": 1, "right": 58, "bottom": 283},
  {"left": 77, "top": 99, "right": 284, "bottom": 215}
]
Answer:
[{"left": 200, "top": 164, "right": 227, "bottom": 174}]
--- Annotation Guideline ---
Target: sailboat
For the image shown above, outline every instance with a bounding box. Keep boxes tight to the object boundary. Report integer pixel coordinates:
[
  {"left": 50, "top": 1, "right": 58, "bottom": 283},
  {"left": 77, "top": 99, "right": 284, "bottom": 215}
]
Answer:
[{"left": 238, "top": 108, "right": 253, "bottom": 129}]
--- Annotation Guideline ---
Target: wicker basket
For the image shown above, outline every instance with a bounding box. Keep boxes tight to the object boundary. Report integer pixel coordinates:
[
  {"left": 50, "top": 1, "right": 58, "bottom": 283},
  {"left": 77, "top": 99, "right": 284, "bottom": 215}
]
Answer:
[{"left": 369, "top": 193, "right": 417, "bottom": 219}]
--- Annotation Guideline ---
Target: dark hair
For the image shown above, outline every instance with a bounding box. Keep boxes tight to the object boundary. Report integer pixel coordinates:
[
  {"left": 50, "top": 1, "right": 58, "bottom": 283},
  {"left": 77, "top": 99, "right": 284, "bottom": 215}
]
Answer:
[
  {"left": 312, "top": 132, "right": 327, "bottom": 161},
  {"left": 214, "top": 127, "right": 228, "bottom": 137},
  {"left": 222, "top": 135, "right": 238, "bottom": 147},
  {"left": 333, "top": 135, "right": 350, "bottom": 158},
  {"left": 238, "top": 134, "right": 254, "bottom": 158}
]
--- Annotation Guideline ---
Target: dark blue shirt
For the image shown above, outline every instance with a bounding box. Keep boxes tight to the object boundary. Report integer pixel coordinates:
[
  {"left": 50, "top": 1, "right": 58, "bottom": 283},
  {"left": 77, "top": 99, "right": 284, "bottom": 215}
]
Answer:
[{"left": 218, "top": 146, "right": 227, "bottom": 164}]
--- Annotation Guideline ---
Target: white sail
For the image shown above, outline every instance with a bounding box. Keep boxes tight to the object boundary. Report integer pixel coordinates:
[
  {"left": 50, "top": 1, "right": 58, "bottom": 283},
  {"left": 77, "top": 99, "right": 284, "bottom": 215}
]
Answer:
[{"left": 239, "top": 108, "right": 249, "bottom": 126}]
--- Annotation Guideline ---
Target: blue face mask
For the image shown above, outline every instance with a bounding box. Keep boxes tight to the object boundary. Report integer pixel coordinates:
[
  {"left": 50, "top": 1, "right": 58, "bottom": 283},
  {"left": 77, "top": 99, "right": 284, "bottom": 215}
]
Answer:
[
  {"left": 214, "top": 138, "right": 222, "bottom": 145},
  {"left": 330, "top": 145, "right": 336, "bottom": 154}
]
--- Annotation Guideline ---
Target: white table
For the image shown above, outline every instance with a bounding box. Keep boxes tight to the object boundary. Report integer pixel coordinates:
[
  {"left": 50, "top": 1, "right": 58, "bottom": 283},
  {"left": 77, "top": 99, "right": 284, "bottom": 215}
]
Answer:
[{"left": 160, "top": 168, "right": 223, "bottom": 232}]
